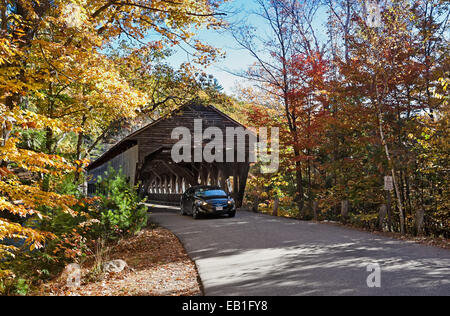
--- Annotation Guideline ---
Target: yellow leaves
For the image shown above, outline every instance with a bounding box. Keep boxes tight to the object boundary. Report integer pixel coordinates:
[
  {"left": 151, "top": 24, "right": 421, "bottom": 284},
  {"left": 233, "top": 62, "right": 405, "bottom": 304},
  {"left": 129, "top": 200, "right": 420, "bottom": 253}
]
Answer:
[
  {"left": 0, "top": 245, "right": 17, "bottom": 260},
  {"left": 0, "top": 37, "right": 20, "bottom": 65},
  {"left": 0, "top": 0, "right": 229, "bottom": 264},
  {"left": 60, "top": 1, "right": 89, "bottom": 29},
  {"left": 439, "top": 77, "right": 449, "bottom": 92},
  {"left": 433, "top": 77, "right": 450, "bottom": 106},
  {"left": 193, "top": 40, "right": 225, "bottom": 66},
  {"left": 0, "top": 197, "right": 36, "bottom": 218},
  {"left": 0, "top": 138, "right": 74, "bottom": 175},
  {"left": 84, "top": 0, "right": 226, "bottom": 63},
  {"left": 0, "top": 107, "right": 78, "bottom": 134},
  {"left": 0, "top": 218, "right": 50, "bottom": 253},
  {"left": 0, "top": 179, "right": 78, "bottom": 243},
  {"left": 74, "top": 158, "right": 90, "bottom": 167},
  {"left": 0, "top": 167, "right": 12, "bottom": 178},
  {"left": 0, "top": 130, "right": 77, "bottom": 256},
  {"left": 40, "top": 51, "right": 149, "bottom": 135}
]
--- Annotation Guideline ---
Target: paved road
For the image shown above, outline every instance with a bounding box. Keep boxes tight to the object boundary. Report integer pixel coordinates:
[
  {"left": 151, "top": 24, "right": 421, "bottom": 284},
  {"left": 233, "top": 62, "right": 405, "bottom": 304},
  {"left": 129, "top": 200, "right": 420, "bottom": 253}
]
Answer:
[{"left": 150, "top": 208, "right": 450, "bottom": 296}]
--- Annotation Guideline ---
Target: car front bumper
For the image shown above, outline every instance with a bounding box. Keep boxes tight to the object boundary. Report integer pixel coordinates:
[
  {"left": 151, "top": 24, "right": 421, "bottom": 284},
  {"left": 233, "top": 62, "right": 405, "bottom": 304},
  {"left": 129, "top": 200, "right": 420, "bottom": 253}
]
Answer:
[{"left": 197, "top": 204, "right": 235, "bottom": 214}]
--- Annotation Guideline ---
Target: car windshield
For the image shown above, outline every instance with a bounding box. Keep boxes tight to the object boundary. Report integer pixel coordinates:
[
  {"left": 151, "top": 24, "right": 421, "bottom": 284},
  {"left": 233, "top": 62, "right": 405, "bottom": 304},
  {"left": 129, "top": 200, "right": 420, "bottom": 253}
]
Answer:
[{"left": 196, "top": 189, "right": 227, "bottom": 198}]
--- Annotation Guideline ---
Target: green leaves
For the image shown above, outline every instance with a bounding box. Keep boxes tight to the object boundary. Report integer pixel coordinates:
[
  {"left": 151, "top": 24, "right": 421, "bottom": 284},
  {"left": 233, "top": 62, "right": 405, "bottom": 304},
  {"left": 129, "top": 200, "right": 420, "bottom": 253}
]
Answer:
[{"left": 96, "top": 167, "right": 147, "bottom": 239}]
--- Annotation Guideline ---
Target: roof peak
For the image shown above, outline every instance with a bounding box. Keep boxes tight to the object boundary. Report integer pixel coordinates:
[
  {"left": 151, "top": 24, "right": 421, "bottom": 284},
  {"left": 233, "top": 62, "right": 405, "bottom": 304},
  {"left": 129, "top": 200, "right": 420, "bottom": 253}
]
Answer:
[{"left": 87, "top": 101, "right": 247, "bottom": 171}]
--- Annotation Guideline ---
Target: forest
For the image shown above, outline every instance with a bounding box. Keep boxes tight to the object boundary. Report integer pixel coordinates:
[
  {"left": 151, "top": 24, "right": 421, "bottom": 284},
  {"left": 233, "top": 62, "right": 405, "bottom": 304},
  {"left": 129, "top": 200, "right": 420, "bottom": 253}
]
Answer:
[{"left": 0, "top": 0, "right": 448, "bottom": 295}]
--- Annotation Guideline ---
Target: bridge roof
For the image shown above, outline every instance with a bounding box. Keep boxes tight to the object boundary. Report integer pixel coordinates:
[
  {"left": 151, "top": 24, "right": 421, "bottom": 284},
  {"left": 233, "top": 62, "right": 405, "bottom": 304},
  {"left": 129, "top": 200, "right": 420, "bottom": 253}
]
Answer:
[{"left": 86, "top": 102, "right": 247, "bottom": 171}]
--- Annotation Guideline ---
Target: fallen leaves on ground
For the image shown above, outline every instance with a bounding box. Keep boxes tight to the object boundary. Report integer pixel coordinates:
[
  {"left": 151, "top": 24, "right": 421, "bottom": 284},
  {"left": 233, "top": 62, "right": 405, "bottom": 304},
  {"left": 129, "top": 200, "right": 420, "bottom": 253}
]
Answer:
[{"left": 41, "top": 227, "right": 202, "bottom": 296}]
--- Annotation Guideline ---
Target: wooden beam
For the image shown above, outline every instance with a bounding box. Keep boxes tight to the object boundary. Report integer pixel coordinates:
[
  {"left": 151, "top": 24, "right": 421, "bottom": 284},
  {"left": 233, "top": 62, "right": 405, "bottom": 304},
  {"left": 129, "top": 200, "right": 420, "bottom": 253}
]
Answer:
[
  {"left": 172, "top": 174, "right": 177, "bottom": 194},
  {"left": 211, "top": 165, "right": 219, "bottom": 186},
  {"left": 150, "top": 169, "right": 161, "bottom": 181},
  {"left": 164, "top": 176, "right": 169, "bottom": 194},
  {"left": 151, "top": 160, "right": 196, "bottom": 186},
  {"left": 232, "top": 167, "right": 240, "bottom": 201},
  {"left": 236, "top": 163, "right": 250, "bottom": 208},
  {"left": 190, "top": 163, "right": 200, "bottom": 174},
  {"left": 218, "top": 167, "right": 227, "bottom": 191}
]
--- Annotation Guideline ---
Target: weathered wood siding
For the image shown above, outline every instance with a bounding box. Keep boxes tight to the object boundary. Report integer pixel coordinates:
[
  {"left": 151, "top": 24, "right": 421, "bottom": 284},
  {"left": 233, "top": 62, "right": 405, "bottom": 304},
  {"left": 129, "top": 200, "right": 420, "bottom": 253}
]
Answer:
[
  {"left": 88, "top": 145, "right": 139, "bottom": 186},
  {"left": 130, "top": 105, "right": 247, "bottom": 164},
  {"left": 87, "top": 104, "right": 252, "bottom": 206}
]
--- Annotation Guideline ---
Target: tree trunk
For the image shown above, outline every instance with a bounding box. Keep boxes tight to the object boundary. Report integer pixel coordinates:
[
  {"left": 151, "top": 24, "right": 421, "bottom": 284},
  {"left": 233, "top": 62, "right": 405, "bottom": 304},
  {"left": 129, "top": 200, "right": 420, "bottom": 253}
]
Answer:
[
  {"left": 272, "top": 196, "right": 279, "bottom": 217},
  {"left": 375, "top": 71, "right": 406, "bottom": 234},
  {"left": 386, "top": 191, "right": 392, "bottom": 232},
  {"left": 294, "top": 149, "right": 304, "bottom": 218},
  {"left": 416, "top": 207, "right": 425, "bottom": 236},
  {"left": 236, "top": 163, "right": 250, "bottom": 208},
  {"left": 379, "top": 204, "right": 387, "bottom": 231},
  {"left": 313, "top": 200, "right": 319, "bottom": 221},
  {"left": 41, "top": 126, "right": 54, "bottom": 192},
  {"left": 378, "top": 113, "right": 406, "bottom": 234},
  {"left": 74, "top": 131, "right": 84, "bottom": 183},
  {"left": 341, "top": 200, "right": 349, "bottom": 223}
]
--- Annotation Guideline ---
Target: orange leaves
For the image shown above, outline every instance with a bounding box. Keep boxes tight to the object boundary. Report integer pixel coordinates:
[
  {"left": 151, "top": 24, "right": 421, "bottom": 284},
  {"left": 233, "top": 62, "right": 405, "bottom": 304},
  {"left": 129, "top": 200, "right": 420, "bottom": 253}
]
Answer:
[
  {"left": 193, "top": 40, "right": 225, "bottom": 66},
  {"left": 74, "top": 159, "right": 91, "bottom": 173},
  {"left": 0, "top": 30, "right": 23, "bottom": 66},
  {"left": 1, "top": 107, "right": 79, "bottom": 134},
  {"left": 0, "top": 110, "right": 78, "bottom": 259},
  {"left": 0, "top": 138, "right": 74, "bottom": 175},
  {"left": 245, "top": 104, "right": 282, "bottom": 129},
  {"left": 85, "top": 0, "right": 227, "bottom": 63},
  {"left": 0, "top": 178, "right": 78, "bottom": 258},
  {"left": 0, "top": 197, "right": 37, "bottom": 218},
  {"left": 0, "top": 0, "right": 230, "bottom": 265},
  {"left": 0, "top": 217, "right": 52, "bottom": 252},
  {"left": 0, "top": 181, "right": 78, "bottom": 216},
  {"left": 0, "top": 167, "right": 12, "bottom": 178}
]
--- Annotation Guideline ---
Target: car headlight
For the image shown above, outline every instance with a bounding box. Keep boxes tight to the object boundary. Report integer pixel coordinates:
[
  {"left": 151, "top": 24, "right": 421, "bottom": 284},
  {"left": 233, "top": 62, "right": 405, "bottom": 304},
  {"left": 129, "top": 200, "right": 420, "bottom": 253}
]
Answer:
[{"left": 228, "top": 200, "right": 234, "bottom": 205}]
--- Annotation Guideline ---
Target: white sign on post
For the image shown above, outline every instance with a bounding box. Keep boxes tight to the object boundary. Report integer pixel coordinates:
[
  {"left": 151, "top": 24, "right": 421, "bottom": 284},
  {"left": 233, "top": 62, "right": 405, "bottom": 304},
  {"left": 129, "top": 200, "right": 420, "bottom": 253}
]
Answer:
[
  {"left": 384, "top": 176, "right": 393, "bottom": 191},
  {"left": 365, "top": 1, "right": 382, "bottom": 28}
]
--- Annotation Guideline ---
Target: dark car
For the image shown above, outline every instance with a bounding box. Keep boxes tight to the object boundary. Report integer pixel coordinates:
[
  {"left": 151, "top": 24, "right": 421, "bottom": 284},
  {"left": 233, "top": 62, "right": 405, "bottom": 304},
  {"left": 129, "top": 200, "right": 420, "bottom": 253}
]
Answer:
[{"left": 180, "top": 186, "right": 236, "bottom": 219}]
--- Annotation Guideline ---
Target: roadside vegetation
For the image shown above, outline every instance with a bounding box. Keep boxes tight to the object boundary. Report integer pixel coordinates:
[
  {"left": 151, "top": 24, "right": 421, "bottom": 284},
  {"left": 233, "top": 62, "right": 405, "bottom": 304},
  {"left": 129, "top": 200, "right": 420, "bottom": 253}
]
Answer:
[
  {"left": 40, "top": 225, "right": 202, "bottom": 296},
  {"left": 239, "top": 0, "right": 449, "bottom": 239},
  {"left": 0, "top": 0, "right": 448, "bottom": 296},
  {"left": 0, "top": 168, "right": 148, "bottom": 295},
  {"left": 0, "top": 0, "right": 230, "bottom": 295}
]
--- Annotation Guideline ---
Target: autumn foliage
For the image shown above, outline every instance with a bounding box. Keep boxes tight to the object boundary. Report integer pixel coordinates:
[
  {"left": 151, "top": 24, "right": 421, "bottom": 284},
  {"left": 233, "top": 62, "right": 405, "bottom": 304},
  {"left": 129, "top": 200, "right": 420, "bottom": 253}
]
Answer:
[
  {"left": 239, "top": 0, "right": 449, "bottom": 236},
  {"left": 0, "top": 0, "right": 228, "bottom": 287},
  {"left": 0, "top": 0, "right": 448, "bottom": 295}
]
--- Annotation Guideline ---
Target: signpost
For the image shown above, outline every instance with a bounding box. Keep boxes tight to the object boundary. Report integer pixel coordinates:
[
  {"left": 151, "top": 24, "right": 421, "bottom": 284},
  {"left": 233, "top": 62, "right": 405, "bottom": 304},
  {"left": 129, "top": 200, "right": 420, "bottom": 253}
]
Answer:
[
  {"left": 384, "top": 176, "right": 393, "bottom": 231},
  {"left": 384, "top": 176, "right": 393, "bottom": 191},
  {"left": 365, "top": 0, "right": 382, "bottom": 28}
]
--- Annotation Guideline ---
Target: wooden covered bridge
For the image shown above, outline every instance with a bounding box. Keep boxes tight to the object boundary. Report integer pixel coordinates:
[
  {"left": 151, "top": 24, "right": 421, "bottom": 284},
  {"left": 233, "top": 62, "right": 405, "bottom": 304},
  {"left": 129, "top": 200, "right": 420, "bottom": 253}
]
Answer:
[{"left": 86, "top": 102, "right": 253, "bottom": 207}]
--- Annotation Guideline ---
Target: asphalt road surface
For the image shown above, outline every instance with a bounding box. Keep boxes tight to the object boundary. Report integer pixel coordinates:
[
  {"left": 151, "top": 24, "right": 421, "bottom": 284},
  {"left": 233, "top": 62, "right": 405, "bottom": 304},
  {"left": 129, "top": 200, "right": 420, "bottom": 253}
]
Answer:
[{"left": 149, "top": 208, "right": 450, "bottom": 296}]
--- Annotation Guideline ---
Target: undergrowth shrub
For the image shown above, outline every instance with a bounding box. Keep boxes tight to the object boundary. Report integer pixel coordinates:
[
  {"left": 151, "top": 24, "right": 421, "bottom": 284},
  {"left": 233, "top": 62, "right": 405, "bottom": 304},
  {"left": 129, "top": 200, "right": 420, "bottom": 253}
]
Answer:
[{"left": 94, "top": 167, "right": 148, "bottom": 240}]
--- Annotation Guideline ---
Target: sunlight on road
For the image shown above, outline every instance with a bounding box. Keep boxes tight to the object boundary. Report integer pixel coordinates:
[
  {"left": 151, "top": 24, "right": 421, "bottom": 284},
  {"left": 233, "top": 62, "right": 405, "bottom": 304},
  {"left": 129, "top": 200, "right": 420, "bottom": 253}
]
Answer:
[{"left": 151, "top": 210, "right": 450, "bottom": 296}]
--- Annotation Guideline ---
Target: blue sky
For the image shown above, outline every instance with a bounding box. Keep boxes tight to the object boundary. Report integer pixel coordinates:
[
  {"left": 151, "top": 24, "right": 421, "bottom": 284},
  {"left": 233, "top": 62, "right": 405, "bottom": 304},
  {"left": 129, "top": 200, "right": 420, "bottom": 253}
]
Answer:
[
  {"left": 166, "top": 0, "right": 329, "bottom": 95},
  {"left": 165, "top": 0, "right": 259, "bottom": 95}
]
